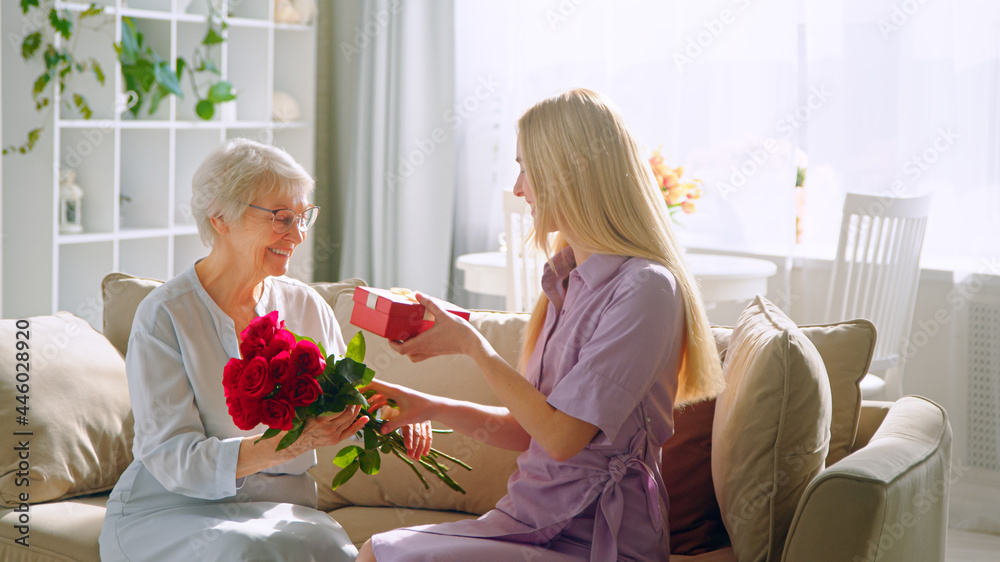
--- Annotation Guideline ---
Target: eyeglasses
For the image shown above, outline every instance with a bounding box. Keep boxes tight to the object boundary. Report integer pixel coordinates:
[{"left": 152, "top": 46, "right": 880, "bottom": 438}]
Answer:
[{"left": 248, "top": 204, "right": 320, "bottom": 233}]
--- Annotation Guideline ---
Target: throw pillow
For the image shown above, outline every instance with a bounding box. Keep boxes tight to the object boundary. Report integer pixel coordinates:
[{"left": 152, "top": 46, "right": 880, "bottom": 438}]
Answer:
[
  {"left": 311, "top": 291, "right": 525, "bottom": 516},
  {"left": 713, "top": 319, "right": 875, "bottom": 466},
  {"left": 662, "top": 397, "right": 731, "bottom": 555},
  {"left": 712, "top": 296, "right": 832, "bottom": 562},
  {"left": 0, "top": 313, "right": 134, "bottom": 507}
]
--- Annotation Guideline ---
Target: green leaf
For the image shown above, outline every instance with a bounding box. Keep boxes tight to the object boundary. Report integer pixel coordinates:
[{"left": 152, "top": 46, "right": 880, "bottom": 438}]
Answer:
[
  {"left": 32, "top": 73, "right": 50, "bottom": 97},
  {"left": 206, "top": 80, "right": 236, "bottom": 103},
  {"left": 202, "top": 27, "right": 225, "bottom": 46},
  {"left": 154, "top": 62, "right": 183, "bottom": 96},
  {"left": 198, "top": 58, "right": 220, "bottom": 75},
  {"left": 334, "top": 357, "right": 369, "bottom": 387},
  {"left": 275, "top": 418, "right": 306, "bottom": 451},
  {"left": 81, "top": 3, "right": 104, "bottom": 18},
  {"left": 362, "top": 367, "right": 376, "bottom": 387},
  {"left": 21, "top": 32, "right": 42, "bottom": 59},
  {"left": 120, "top": 18, "right": 139, "bottom": 58},
  {"left": 253, "top": 427, "right": 281, "bottom": 444},
  {"left": 20, "top": 0, "right": 39, "bottom": 15},
  {"left": 332, "top": 445, "right": 364, "bottom": 468},
  {"left": 73, "top": 94, "right": 93, "bottom": 119},
  {"left": 43, "top": 46, "right": 63, "bottom": 71},
  {"left": 196, "top": 99, "right": 215, "bottom": 120},
  {"left": 90, "top": 58, "right": 105, "bottom": 85},
  {"left": 338, "top": 388, "right": 368, "bottom": 407},
  {"left": 175, "top": 57, "right": 187, "bottom": 80},
  {"left": 25, "top": 128, "right": 42, "bottom": 151},
  {"left": 364, "top": 426, "right": 379, "bottom": 449},
  {"left": 346, "top": 332, "right": 366, "bottom": 363},
  {"left": 48, "top": 9, "right": 72, "bottom": 40},
  {"left": 330, "top": 459, "right": 360, "bottom": 490},
  {"left": 148, "top": 86, "right": 165, "bottom": 115},
  {"left": 359, "top": 448, "right": 381, "bottom": 475}
]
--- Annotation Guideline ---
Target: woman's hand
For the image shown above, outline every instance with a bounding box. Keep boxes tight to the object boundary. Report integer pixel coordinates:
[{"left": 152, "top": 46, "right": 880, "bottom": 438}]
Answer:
[
  {"left": 389, "top": 293, "right": 486, "bottom": 362},
  {"left": 364, "top": 380, "right": 438, "bottom": 459},
  {"left": 286, "top": 405, "right": 369, "bottom": 458}
]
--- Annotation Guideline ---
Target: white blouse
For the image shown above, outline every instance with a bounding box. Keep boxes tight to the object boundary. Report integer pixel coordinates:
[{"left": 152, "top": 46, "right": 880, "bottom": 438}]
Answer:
[{"left": 123, "top": 262, "right": 347, "bottom": 500}]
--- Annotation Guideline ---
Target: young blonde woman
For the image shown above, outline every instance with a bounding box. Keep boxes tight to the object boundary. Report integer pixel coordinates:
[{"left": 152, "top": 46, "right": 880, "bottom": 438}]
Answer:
[{"left": 357, "top": 88, "right": 724, "bottom": 561}]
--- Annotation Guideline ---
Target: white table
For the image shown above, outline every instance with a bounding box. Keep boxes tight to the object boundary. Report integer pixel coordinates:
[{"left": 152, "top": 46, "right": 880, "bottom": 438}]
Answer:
[{"left": 456, "top": 251, "right": 778, "bottom": 306}]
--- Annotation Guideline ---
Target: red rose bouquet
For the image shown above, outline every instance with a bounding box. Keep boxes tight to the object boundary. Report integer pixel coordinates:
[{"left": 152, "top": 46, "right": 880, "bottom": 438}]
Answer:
[{"left": 223, "top": 311, "right": 470, "bottom": 493}]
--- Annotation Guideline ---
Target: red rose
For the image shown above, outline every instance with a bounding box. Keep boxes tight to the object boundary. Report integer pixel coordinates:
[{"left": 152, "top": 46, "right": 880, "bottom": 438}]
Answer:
[
  {"left": 290, "top": 340, "right": 325, "bottom": 378},
  {"left": 263, "top": 329, "right": 296, "bottom": 360},
  {"left": 241, "top": 310, "right": 285, "bottom": 343},
  {"left": 222, "top": 358, "right": 245, "bottom": 397},
  {"left": 226, "top": 396, "right": 261, "bottom": 430},
  {"left": 240, "top": 336, "right": 266, "bottom": 360},
  {"left": 238, "top": 356, "right": 276, "bottom": 398},
  {"left": 268, "top": 350, "right": 297, "bottom": 385},
  {"left": 259, "top": 397, "right": 295, "bottom": 431},
  {"left": 280, "top": 375, "right": 323, "bottom": 408}
]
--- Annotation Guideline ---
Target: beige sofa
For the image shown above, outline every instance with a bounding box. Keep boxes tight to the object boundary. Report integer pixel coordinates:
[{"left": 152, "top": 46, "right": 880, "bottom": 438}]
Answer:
[{"left": 0, "top": 274, "right": 952, "bottom": 561}]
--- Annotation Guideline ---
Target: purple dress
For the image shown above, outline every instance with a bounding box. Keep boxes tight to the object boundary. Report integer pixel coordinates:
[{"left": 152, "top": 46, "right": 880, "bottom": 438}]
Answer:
[{"left": 372, "top": 248, "right": 683, "bottom": 561}]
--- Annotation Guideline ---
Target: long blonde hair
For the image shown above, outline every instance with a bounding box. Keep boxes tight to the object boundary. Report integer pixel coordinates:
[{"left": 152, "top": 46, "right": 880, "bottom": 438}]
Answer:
[{"left": 518, "top": 89, "right": 724, "bottom": 405}]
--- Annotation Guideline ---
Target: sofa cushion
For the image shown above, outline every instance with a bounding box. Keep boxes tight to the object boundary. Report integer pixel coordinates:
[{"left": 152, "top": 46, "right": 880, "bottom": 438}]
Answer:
[
  {"left": 712, "top": 319, "right": 875, "bottom": 466},
  {"left": 312, "top": 292, "right": 525, "bottom": 516},
  {"left": 0, "top": 314, "right": 134, "bottom": 508},
  {"left": 662, "top": 397, "right": 731, "bottom": 555},
  {"left": 711, "top": 296, "right": 832, "bottom": 562},
  {"left": 0, "top": 494, "right": 107, "bottom": 562}
]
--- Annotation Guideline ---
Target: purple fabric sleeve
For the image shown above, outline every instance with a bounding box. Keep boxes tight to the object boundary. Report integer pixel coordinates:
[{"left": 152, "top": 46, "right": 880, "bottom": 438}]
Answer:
[{"left": 546, "top": 265, "right": 681, "bottom": 445}]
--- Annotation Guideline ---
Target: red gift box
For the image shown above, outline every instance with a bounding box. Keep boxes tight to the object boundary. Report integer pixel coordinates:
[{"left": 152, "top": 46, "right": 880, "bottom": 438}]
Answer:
[{"left": 350, "top": 287, "right": 471, "bottom": 341}]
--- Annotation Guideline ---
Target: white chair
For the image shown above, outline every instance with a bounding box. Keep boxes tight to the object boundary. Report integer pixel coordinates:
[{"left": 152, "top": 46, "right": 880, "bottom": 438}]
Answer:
[
  {"left": 824, "top": 192, "right": 933, "bottom": 400},
  {"left": 503, "top": 190, "right": 545, "bottom": 312}
]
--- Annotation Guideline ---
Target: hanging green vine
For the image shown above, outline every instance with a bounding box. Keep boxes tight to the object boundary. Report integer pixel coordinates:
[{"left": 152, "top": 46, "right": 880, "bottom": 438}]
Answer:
[
  {"left": 3, "top": 0, "right": 238, "bottom": 156},
  {"left": 2, "top": 1, "right": 108, "bottom": 155},
  {"left": 116, "top": 0, "right": 236, "bottom": 120}
]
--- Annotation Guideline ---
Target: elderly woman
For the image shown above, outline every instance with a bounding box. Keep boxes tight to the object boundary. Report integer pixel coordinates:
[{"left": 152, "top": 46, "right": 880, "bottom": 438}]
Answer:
[{"left": 99, "top": 139, "right": 423, "bottom": 561}]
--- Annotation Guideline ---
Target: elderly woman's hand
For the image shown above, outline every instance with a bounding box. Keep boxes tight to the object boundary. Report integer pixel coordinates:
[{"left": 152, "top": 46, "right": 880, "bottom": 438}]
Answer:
[
  {"left": 389, "top": 293, "right": 487, "bottom": 362},
  {"left": 286, "top": 406, "right": 369, "bottom": 457}
]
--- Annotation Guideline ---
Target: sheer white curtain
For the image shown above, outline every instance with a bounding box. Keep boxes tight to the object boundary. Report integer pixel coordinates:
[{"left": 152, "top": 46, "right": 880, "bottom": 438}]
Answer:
[
  {"left": 451, "top": 0, "right": 1000, "bottom": 286},
  {"left": 801, "top": 0, "right": 1000, "bottom": 266},
  {"left": 452, "top": 0, "right": 800, "bottom": 280},
  {"left": 339, "top": 0, "right": 457, "bottom": 295}
]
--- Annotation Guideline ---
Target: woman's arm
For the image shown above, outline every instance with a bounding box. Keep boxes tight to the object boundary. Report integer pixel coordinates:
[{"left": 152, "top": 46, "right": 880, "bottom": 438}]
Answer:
[
  {"left": 388, "top": 295, "right": 599, "bottom": 461},
  {"left": 235, "top": 407, "right": 369, "bottom": 479},
  {"left": 366, "top": 380, "right": 532, "bottom": 452}
]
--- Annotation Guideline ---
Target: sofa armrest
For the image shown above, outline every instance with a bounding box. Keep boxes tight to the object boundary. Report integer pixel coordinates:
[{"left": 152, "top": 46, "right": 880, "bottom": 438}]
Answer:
[
  {"left": 781, "top": 396, "right": 951, "bottom": 562},
  {"left": 853, "top": 400, "right": 894, "bottom": 451}
]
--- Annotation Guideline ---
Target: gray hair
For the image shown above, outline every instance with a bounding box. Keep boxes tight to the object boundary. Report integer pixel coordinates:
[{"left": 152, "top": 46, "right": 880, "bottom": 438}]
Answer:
[{"left": 191, "top": 138, "right": 315, "bottom": 247}]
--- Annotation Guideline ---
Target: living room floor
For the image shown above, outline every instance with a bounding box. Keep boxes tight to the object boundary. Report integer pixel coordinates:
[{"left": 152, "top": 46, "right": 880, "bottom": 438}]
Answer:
[{"left": 947, "top": 530, "right": 1000, "bottom": 561}]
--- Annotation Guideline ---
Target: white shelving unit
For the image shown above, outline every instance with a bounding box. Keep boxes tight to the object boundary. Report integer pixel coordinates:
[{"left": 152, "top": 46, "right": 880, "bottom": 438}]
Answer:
[{"left": 1, "top": 0, "right": 317, "bottom": 329}]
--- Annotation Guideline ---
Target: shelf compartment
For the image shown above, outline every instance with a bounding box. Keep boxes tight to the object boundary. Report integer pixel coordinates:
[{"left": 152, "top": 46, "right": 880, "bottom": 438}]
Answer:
[
  {"left": 174, "top": 233, "right": 209, "bottom": 275},
  {"left": 227, "top": 25, "right": 270, "bottom": 122},
  {"left": 120, "top": 236, "right": 169, "bottom": 280},
  {"left": 57, "top": 13, "right": 118, "bottom": 122},
  {"left": 58, "top": 241, "right": 113, "bottom": 329},
  {"left": 174, "top": 128, "right": 224, "bottom": 226},
  {"left": 119, "top": 17, "right": 173, "bottom": 121},
  {"left": 59, "top": 127, "right": 117, "bottom": 234},
  {"left": 226, "top": 127, "right": 270, "bottom": 145},
  {"left": 176, "top": 20, "right": 224, "bottom": 122},
  {"left": 274, "top": 28, "right": 315, "bottom": 125},
  {"left": 125, "top": 0, "right": 171, "bottom": 12},
  {"left": 228, "top": 0, "right": 270, "bottom": 21},
  {"left": 273, "top": 128, "right": 313, "bottom": 176},
  {"left": 120, "top": 129, "right": 170, "bottom": 229}
]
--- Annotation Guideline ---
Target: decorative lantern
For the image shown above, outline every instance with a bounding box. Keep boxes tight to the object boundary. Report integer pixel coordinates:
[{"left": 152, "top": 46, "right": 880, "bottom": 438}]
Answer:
[{"left": 59, "top": 169, "right": 84, "bottom": 234}]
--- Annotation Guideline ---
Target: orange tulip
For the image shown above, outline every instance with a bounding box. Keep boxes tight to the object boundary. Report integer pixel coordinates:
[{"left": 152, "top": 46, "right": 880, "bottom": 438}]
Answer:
[{"left": 682, "top": 201, "right": 696, "bottom": 214}]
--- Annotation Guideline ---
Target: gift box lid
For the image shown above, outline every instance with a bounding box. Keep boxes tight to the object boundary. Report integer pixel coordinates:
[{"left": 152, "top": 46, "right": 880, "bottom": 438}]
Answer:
[{"left": 352, "top": 287, "right": 470, "bottom": 318}]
